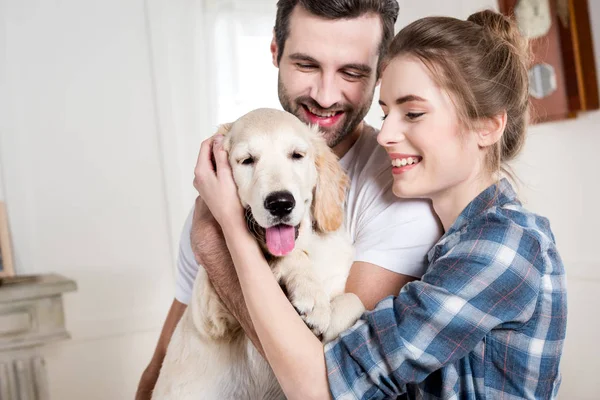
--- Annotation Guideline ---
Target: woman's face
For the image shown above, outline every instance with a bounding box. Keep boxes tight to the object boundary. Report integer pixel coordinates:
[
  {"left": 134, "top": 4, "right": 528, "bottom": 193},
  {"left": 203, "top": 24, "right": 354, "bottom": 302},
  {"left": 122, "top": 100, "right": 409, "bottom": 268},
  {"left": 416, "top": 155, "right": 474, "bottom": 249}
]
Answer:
[{"left": 377, "top": 55, "right": 484, "bottom": 200}]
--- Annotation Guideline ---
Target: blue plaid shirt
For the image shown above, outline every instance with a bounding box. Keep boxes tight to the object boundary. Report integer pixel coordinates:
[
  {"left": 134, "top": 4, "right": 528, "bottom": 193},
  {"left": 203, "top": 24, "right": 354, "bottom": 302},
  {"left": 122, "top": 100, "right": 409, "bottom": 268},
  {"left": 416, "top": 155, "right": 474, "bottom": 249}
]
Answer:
[{"left": 325, "top": 179, "right": 567, "bottom": 399}]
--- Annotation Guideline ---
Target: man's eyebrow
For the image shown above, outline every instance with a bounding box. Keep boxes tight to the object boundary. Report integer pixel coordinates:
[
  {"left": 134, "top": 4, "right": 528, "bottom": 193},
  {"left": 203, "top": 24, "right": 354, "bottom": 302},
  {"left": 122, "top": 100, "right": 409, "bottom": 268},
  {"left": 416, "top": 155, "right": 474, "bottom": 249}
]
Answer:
[
  {"left": 289, "top": 53, "right": 319, "bottom": 64},
  {"left": 378, "top": 95, "right": 427, "bottom": 106}
]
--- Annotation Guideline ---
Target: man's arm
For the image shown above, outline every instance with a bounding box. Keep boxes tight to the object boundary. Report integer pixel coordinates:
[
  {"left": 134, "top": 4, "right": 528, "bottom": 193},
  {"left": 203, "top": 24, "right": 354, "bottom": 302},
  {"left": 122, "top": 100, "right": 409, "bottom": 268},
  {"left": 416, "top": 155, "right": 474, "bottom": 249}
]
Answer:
[
  {"left": 345, "top": 261, "right": 416, "bottom": 310},
  {"left": 191, "top": 197, "right": 264, "bottom": 355},
  {"left": 135, "top": 299, "right": 187, "bottom": 400}
]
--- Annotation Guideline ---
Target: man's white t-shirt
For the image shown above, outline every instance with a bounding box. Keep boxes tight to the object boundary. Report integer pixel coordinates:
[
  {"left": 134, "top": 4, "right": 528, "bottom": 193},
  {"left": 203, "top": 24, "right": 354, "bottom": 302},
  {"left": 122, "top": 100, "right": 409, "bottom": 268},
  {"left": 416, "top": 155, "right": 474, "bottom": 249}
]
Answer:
[{"left": 174, "top": 125, "right": 442, "bottom": 305}]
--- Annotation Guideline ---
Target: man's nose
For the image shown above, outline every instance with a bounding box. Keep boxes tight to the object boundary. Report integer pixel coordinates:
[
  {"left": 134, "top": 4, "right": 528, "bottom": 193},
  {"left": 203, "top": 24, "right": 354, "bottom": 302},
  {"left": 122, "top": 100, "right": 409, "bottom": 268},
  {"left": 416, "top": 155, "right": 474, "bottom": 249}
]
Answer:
[{"left": 309, "top": 73, "right": 342, "bottom": 110}]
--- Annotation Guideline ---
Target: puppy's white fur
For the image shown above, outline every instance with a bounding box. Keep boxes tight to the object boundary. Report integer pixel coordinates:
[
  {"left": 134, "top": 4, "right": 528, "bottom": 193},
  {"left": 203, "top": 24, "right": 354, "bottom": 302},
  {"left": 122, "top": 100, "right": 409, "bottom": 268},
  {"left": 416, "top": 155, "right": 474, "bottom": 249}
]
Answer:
[{"left": 152, "top": 109, "right": 365, "bottom": 400}]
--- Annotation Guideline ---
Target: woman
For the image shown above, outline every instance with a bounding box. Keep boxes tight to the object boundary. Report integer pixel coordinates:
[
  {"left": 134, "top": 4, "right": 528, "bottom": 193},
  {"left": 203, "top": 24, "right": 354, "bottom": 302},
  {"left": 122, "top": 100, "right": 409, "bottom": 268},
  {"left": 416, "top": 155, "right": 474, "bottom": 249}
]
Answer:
[{"left": 195, "top": 10, "right": 567, "bottom": 400}]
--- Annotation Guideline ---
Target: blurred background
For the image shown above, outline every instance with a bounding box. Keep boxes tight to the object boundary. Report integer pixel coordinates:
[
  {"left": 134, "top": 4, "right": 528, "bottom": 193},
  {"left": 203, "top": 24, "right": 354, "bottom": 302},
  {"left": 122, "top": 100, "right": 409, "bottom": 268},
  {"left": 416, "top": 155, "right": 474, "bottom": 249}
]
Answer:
[{"left": 0, "top": 0, "right": 597, "bottom": 398}]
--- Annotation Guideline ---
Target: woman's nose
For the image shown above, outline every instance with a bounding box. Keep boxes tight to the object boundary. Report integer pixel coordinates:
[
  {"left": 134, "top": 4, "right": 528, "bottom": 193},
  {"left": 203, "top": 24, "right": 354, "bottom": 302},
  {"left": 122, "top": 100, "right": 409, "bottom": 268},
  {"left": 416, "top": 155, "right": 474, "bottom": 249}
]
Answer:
[{"left": 377, "top": 118, "right": 406, "bottom": 147}]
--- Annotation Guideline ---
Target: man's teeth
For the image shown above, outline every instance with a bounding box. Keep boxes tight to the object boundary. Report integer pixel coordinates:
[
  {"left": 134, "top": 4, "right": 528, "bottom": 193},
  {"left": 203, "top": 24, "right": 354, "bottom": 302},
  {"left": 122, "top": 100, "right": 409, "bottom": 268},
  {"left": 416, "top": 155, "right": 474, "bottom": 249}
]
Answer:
[
  {"left": 392, "top": 157, "right": 420, "bottom": 167},
  {"left": 308, "top": 106, "right": 338, "bottom": 118}
]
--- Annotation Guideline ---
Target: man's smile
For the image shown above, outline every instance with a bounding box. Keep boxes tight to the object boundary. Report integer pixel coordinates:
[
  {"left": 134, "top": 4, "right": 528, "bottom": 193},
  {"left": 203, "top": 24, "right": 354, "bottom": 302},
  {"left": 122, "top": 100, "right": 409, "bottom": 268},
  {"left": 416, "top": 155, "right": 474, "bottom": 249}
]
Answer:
[{"left": 301, "top": 104, "right": 345, "bottom": 128}]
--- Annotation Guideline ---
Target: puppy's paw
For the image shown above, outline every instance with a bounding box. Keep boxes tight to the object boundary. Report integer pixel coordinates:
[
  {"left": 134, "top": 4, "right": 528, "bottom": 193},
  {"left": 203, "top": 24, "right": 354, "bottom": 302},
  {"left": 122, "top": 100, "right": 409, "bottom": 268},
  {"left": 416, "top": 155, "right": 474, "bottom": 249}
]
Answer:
[
  {"left": 290, "top": 285, "right": 331, "bottom": 337},
  {"left": 321, "top": 293, "right": 365, "bottom": 343},
  {"left": 301, "top": 301, "right": 332, "bottom": 337}
]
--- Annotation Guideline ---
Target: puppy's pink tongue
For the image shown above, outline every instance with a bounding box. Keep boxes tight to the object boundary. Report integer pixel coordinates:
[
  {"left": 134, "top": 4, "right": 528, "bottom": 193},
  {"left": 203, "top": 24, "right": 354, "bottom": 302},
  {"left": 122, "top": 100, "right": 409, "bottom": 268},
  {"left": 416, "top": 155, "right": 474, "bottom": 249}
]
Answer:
[{"left": 265, "top": 225, "right": 295, "bottom": 256}]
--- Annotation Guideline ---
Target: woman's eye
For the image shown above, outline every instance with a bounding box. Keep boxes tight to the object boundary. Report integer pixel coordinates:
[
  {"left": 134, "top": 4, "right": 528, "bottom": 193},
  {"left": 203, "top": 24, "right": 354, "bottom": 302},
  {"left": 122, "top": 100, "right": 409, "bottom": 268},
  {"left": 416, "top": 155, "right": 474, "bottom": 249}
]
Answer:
[
  {"left": 406, "top": 112, "right": 425, "bottom": 120},
  {"left": 241, "top": 157, "right": 255, "bottom": 165},
  {"left": 291, "top": 152, "right": 305, "bottom": 160}
]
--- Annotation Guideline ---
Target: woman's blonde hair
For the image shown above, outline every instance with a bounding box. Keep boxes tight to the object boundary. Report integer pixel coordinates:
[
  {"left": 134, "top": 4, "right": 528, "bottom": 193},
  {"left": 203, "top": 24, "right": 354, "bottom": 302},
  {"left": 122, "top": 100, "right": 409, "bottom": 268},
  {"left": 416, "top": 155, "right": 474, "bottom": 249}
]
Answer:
[{"left": 383, "top": 10, "right": 531, "bottom": 177}]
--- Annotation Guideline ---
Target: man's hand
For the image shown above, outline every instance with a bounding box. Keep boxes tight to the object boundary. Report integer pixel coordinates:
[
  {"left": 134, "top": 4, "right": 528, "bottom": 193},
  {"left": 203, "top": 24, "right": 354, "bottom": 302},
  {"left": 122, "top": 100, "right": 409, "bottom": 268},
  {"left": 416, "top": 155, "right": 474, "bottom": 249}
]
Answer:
[
  {"left": 190, "top": 196, "right": 265, "bottom": 356},
  {"left": 191, "top": 132, "right": 263, "bottom": 351}
]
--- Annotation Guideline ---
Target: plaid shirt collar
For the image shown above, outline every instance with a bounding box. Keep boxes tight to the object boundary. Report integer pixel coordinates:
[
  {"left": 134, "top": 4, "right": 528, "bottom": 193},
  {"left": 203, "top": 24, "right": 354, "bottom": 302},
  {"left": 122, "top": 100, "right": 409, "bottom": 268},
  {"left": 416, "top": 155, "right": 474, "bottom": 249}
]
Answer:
[{"left": 427, "top": 178, "right": 519, "bottom": 263}]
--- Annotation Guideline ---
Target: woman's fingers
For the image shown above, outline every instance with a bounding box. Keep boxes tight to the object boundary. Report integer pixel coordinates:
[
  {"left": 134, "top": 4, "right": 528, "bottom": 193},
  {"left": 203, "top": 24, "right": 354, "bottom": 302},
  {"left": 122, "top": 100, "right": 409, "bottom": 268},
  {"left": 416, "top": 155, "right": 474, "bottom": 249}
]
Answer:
[
  {"left": 213, "top": 135, "right": 232, "bottom": 178},
  {"left": 194, "top": 136, "right": 216, "bottom": 193}
]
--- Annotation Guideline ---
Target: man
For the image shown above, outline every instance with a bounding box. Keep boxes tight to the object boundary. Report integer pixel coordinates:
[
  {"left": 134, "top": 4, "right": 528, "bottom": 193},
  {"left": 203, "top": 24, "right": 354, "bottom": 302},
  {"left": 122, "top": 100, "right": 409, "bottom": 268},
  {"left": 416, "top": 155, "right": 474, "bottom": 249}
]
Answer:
[{"left": 136, "top": 1, "right": 442, "bottom": 398}]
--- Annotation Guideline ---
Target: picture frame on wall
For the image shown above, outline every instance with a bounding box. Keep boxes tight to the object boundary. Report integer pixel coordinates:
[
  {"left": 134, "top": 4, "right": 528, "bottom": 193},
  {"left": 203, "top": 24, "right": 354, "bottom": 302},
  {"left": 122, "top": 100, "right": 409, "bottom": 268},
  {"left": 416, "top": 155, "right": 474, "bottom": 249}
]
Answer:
[
  {"left": 0, "top": 202, "right": 15, "bottom": 278},
  {"left": 498, "top": 0, "right": 599, "bottom": 124}
]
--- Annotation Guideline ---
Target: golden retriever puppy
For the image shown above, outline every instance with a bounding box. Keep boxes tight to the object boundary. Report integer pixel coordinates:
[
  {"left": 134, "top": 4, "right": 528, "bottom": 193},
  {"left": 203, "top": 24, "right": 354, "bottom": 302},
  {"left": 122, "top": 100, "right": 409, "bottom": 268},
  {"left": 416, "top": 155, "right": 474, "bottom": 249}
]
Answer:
[{"left": 152, "top": 108, "right": 365, "bottom": 400}]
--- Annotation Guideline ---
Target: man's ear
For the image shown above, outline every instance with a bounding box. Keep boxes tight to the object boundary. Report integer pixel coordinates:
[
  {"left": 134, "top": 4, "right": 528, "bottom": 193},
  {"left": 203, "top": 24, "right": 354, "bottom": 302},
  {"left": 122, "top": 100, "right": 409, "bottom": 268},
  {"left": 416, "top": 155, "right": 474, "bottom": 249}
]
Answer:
[
  {"left": 270, "top": 30, "right": 279, "bottom": 68},
  {"left": 476, "top": 112, "right": 506, "bottom": 149}
]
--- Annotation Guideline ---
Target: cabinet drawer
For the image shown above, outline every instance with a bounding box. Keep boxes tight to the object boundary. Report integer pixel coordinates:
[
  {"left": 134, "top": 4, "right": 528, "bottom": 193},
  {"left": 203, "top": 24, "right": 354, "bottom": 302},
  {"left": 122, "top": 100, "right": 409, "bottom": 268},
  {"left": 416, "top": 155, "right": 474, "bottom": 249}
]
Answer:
[{"left": 0, "top": 311, "right": 32, "bottom": 336}]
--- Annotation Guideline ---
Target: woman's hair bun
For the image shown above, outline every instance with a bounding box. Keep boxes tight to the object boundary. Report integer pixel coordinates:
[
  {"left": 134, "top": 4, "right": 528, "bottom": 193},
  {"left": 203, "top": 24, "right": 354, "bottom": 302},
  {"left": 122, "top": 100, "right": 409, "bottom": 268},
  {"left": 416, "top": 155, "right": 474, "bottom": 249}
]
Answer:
[{"left": 467, "top": 9, "right": 529, "bottom": 62}]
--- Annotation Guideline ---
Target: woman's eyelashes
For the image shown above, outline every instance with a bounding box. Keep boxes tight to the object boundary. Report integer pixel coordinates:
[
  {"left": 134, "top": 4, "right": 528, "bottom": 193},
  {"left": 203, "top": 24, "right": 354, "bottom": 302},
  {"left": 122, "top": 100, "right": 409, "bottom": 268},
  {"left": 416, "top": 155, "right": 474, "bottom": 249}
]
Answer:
[
  {"left": 381, "top": 112, "right": 426, "bottom": 121},
  {"left": 406, "top": 112, "right": 425, "bottom": 120}
]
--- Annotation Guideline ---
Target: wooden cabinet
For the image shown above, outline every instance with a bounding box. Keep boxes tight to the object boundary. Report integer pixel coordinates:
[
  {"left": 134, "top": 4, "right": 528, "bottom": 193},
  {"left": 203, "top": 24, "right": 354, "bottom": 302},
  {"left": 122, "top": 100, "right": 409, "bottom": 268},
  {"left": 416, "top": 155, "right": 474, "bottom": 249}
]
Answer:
[
  {"left": 498, "top": 0, "right": 599, "bottom": 123},
  {"left": 0, "top": 275, "right": 76, "bottom": 400}
]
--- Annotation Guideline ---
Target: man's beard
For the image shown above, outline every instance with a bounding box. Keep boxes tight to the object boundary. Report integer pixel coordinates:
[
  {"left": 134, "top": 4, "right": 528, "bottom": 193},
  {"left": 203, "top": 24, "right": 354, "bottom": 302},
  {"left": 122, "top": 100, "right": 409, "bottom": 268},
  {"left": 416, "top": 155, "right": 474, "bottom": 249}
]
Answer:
[{"left": 278, "top": 76, "right": 373, "bottom": 148}]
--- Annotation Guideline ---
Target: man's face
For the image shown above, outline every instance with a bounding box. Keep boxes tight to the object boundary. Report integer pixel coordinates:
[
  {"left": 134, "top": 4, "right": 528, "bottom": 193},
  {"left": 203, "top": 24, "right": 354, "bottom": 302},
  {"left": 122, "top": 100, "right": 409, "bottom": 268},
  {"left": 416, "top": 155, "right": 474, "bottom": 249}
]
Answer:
[{"left": 273, "top": 6, "right": 382, "bottom": 148}]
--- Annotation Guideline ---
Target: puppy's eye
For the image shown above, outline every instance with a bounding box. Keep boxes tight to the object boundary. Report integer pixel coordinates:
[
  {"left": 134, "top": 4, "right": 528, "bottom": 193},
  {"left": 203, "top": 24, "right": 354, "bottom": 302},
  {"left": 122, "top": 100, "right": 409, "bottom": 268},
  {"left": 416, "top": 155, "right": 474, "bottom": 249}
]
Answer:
[
  {"left": 240, "top": 157, "right": 255, "bottom": 165},
  {"left": 291, "top": 152, "right": 305, "bottom": 160}
]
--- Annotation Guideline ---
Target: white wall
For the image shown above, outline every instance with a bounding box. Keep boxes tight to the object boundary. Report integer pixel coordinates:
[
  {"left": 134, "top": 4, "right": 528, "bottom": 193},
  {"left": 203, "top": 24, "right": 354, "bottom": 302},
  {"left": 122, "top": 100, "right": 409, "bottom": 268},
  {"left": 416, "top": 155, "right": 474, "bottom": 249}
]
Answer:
[
  {"left": 516, "top": 120, "right": 599, "bottom": 400},
  {"left": 0, "top": 0, "right": 598, "bottom": 399},
  {"left": 0, "top": 0, "right": 186, "bottom": 398},
  {"left": 0, "top": 157, "right": 5, "bottom": 201}
]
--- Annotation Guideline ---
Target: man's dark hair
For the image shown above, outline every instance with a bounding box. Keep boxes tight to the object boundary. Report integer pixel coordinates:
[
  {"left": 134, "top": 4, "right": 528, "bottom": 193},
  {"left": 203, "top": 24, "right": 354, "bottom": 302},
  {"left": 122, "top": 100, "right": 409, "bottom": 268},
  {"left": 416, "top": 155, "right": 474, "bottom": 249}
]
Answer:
[{"left": 274, "top": 0, "right": 400, "bottom": 73}]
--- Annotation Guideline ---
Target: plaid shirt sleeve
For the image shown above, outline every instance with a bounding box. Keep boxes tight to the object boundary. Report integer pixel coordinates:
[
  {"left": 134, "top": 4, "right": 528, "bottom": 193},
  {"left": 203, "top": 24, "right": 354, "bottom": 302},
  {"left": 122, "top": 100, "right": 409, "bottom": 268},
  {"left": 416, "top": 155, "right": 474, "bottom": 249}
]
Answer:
[{"left": 325, "top": 219, "right": 543, "bottom": 399}]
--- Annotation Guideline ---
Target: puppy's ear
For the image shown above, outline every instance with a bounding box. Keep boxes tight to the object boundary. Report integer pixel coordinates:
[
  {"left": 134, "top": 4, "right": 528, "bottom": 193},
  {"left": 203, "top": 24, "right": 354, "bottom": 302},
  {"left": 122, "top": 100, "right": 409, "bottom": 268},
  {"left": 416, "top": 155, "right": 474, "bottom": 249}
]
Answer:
[
  {"left": 216, "top": 122, "right": 233, "bottom": 151},
  {"left": 216, "top": 122, "right": 233, "bottom": 136},
  {"left": 311, "top": 129, "right": 349, "bottom": 233}
]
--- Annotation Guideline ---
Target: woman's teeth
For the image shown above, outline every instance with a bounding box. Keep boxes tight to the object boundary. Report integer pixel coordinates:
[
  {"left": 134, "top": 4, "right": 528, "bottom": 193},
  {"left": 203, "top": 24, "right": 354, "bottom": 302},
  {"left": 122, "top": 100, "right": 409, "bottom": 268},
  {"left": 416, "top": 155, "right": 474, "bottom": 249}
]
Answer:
[
  {"left": 307, "top": 106, "right": 338, "bottom": 118},
  {"left": 392, "top": 157, "right": 420, "bottom": 167}
]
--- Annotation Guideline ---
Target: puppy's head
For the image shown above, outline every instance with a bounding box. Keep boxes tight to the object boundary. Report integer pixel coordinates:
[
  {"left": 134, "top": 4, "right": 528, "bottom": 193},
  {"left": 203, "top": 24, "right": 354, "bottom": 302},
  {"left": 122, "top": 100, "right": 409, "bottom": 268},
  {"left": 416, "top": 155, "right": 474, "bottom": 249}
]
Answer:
[{"left": 219, "top": 108, "right": 348, "bottom": 257}]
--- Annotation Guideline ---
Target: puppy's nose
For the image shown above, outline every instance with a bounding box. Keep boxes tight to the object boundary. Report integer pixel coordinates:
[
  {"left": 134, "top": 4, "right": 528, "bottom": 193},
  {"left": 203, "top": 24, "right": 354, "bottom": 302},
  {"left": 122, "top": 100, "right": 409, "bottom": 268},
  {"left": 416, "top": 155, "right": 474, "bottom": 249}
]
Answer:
[{"left": 264, "top": 191, "right": 295, "bottom": 217}]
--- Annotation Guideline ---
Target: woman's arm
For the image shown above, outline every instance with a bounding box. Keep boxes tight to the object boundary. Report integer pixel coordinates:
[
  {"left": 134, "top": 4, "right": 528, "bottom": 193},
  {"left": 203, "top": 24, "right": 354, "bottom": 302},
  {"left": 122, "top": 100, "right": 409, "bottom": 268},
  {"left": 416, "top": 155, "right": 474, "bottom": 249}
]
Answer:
[
  {"left": 223, "top": 225, "right": 332, "bottom": 400},
  {"left": 190, "top": 198, "right": 265, "bottom": 356}
]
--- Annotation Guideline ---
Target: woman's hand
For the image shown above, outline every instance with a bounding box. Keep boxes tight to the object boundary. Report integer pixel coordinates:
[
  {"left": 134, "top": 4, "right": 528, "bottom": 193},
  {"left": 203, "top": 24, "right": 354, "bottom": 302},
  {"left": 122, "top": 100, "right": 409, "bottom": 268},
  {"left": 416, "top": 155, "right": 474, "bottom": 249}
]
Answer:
[{"left": 194, "top": 134, "right": 245, "bottom": 233}]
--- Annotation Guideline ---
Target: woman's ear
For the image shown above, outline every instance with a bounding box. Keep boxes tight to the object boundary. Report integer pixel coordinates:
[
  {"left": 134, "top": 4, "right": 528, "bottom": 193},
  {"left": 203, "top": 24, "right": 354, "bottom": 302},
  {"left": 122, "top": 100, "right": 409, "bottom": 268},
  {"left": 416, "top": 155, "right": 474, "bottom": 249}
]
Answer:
[
  {"left": 311, "top": 130, "right": 349, "bottom": 233},
  {"left": 476, "top": 112, "right": 506, "bottom": 149}
]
